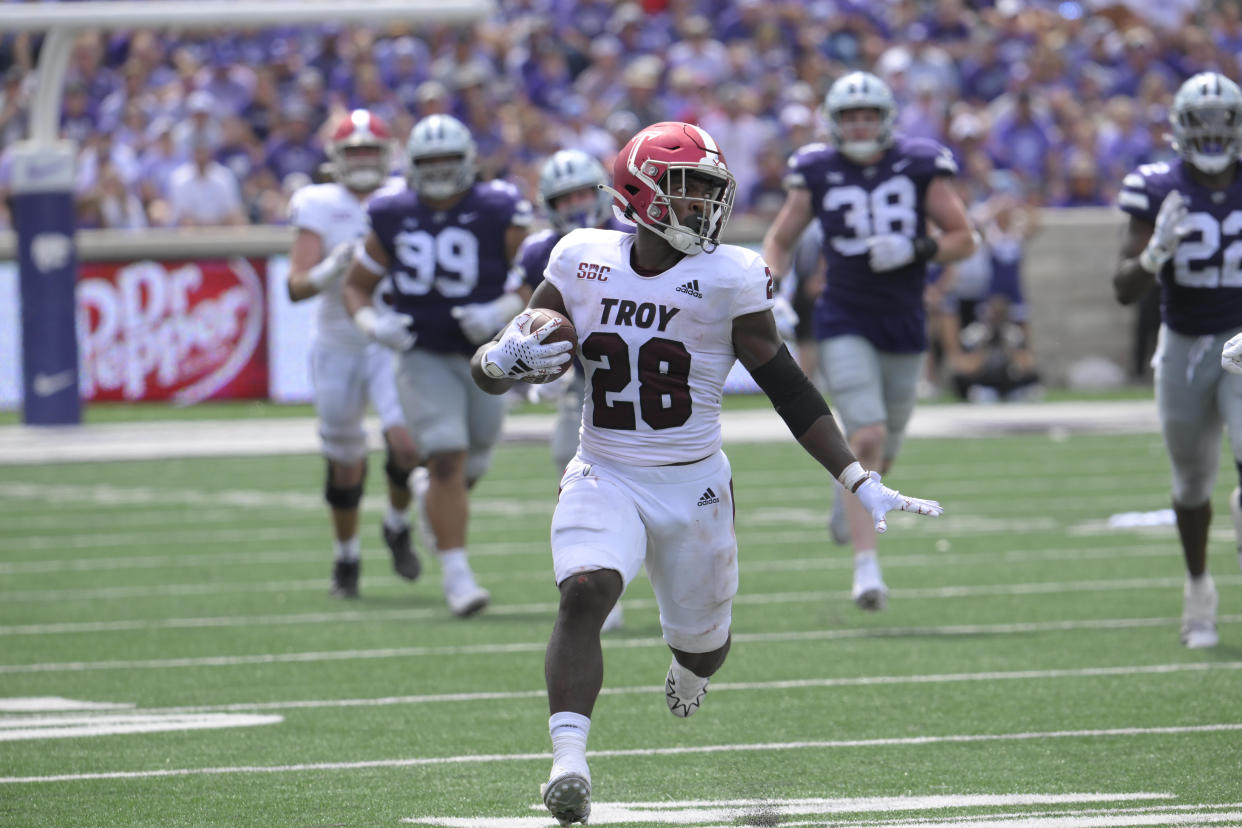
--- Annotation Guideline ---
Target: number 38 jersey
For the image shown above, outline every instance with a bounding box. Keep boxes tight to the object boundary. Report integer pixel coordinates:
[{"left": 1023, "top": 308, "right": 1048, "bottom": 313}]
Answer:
[
  {"left": 367, "top": 180, "right": 532, "bottom": 355},
  {"left": 544, "top": 228, "right": 774, "bottom": 466},
  {"left": 1118, "top": 158, "right": 1242, "bottom": 335},
  {"left": 787, "top": 136, "right": 957, "bottom": 352}
]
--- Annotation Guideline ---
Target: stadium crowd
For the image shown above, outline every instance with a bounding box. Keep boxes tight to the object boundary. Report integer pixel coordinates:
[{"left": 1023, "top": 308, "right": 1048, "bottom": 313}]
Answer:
[{"left": 0, "top": 0, "right": 1220, "bottom": 234}]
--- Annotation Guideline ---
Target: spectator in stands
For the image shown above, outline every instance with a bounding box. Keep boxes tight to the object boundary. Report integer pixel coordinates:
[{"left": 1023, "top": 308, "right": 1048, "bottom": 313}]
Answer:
[
  {"left": 949, "top": 294, "right": 1042, "bottom": 403},
  {"left": 167, "top": 132, "right": 246, "bottom": 227}
]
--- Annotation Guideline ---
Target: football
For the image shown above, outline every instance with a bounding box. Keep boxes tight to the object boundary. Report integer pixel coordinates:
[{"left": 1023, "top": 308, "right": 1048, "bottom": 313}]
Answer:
[{"left": 520, "top": 308, "right": 577, "bottom": 384}]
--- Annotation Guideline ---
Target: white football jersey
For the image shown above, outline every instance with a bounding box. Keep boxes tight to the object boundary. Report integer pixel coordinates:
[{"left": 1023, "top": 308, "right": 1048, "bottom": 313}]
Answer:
[
  {"left": 288, "top": 182, "right": 373, "bottom": 350},
  {"left": 544, "top": 228, "right": 774, "bottom": 466}
]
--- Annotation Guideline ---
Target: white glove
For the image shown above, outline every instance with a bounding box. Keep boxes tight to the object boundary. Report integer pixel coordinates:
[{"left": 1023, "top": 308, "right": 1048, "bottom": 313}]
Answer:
[
  {"left": 866, "top": 233, "right": 916, "bottom": 272},
  {"left": 480, "top": 310, "right": 573, "bottom": 381},
  {"left": 1139, "top": 190, "right": 1188, "bottom": 274},
  {"left": 1223, "top": 332, "right": 1242, "bottom": 376},
  {"left": 353, "top": 307, "right": 416, "bottom": 351},
  {"left": 771, "top": 295, "right": 799, "bottom": 340},
  {"left": 840, "top": 462, "right": 943, "bottom": 534},
  {"left": 308, "top": 241, "right": 356, "bottom": 291},
  {"left": 451, "top": 292, "right": 526, "bottom": 345}
]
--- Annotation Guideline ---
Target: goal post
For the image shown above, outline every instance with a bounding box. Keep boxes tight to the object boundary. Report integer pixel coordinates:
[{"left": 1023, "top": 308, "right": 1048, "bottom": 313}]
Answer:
[{"left": 2, "top": 0, "right": 495, "bottom": 425}]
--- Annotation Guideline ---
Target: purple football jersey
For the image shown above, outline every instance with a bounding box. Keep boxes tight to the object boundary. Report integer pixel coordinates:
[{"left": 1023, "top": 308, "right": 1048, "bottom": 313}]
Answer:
[
  {"left": 368, "top": 180, "right": 533, "bottom": 354},
  {"left": 1118, "top": 158, "right": 1242, "bottom": 335},
  {"left": 788, "top": 136, "right": 958, "bottom": 352}
]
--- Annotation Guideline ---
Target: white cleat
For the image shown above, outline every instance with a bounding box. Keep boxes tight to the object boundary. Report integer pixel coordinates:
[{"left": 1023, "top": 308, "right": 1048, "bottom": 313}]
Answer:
[
  {"left": 665, "top": 659, "right": 709, "bottom": 718},
  {"left": 411, "top": 466, "right": 436, "bottom": 555},
  {"left": 1181, "top": 575, "right": 1219, "bottom": 649},
  {"left": 852, "top": 555, "right": 889, "bottom": 612},
  {"left": 828, "top": 483, "right": 849, "bottom": 546},
  {"left": 542, "top": 765, "right": 591, "bottom": 825},
  {"left": 600, "top": 602, "right": 624, "bottom": 634},
  {"left": 443, "top": 570, "right": 490, "bottom": 618}
]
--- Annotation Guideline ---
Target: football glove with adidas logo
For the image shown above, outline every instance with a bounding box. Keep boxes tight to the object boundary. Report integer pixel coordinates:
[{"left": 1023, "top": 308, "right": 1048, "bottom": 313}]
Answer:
[{"left": 480, "top": 310, "right": 574, "bottom": 381}]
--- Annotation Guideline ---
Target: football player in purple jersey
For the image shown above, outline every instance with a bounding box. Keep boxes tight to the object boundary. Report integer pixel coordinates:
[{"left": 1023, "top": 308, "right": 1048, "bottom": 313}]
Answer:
[
  {"left": 762, "top": 71, "right": 976, "bottom": 611},
  {"left": 342, "top": 114, "right": 533, "bottom": 618},
  {"left": 1118, "top": 72, "right": 1242, "bottom": 649}
]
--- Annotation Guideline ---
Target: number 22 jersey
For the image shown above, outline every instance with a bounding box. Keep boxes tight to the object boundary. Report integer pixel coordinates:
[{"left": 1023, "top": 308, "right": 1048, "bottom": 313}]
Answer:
[
  {"left": 1118, "top": 157, "right": 1242, "bottom": 335},
  {"left": 543, "top": 228, "right": 774, "bottom": 466}
]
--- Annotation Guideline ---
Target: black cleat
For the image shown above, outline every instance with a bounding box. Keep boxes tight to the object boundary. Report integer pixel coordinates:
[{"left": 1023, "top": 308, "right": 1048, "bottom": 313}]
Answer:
[
  {"left": 383, "top": 523, "right": 421, "bottom": 581},
  {"left": 330, "top": 560, "right": 360, "bottom": 598}
]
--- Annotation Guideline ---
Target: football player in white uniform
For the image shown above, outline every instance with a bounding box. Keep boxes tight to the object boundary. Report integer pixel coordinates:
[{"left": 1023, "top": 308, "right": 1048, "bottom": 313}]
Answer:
[
  {"left": 762, "top": 72, "right": 976, "bottom": 612},
  {"left": 286, "top": 109, "right": 421, "bottom": 599},
  {"left": 1119, "top": 72, "right": 1242, "bottom": 648},
  {"left": 470, "top": 121, "right": 944, "bottom": 826}
]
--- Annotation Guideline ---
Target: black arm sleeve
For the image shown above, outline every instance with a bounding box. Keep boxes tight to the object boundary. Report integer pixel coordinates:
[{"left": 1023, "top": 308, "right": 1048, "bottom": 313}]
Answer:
[{"left": 749, "top": 344, "right": 832, "bottom": 439}]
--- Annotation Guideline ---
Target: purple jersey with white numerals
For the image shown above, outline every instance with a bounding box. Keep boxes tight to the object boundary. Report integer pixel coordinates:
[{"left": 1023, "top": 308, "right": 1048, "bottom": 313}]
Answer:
[
  {"left": 787, "top": 136, "right": 957, "bottom": 352},
  {"left": 368, "top": 179, "right": 532, "bottom": 355},
  {"left": 1118, "top": 158, "right": 1242, "bottom": 335}
]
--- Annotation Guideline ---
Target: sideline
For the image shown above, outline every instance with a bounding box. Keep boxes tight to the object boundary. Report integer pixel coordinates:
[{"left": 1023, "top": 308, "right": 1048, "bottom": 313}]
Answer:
[{"left": 0, "top": 401, "right": 1158, "bottom": 466}]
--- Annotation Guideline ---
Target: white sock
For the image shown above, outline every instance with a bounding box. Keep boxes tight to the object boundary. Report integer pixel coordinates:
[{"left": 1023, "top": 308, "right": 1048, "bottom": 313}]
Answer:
[
  {"left": 439, "top": 547, "right": 470, "bottom": 581},
  {"left": 1189, "top": 572, "right": 1214, "bottom": 590},
  {"left": 854, "top": 549, "right": 877, "bottom": 565},
  {"left": 334, "top": 536, "right": 360, "bottom": 562},
  {"left": 548, "top": 712, "right": 591, "bottom": 777},
  {"left": 383, "top": 504, "right": 409, "bottom": 532}
]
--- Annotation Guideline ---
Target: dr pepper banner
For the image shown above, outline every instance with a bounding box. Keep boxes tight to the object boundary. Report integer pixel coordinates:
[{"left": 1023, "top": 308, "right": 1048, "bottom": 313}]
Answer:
[{"left": 76, "top": 257, "right": 269, "bottom": 404}]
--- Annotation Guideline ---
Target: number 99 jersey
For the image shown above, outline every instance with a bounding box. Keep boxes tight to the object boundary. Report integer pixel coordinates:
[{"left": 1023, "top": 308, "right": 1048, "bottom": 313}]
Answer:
[
  {"left": 543, "top": 228, "right": 774, "bottom": 466},
  {"left": 366, "top": 179, "right": 532, "bottom": 354},
  {"left": 1118, "top": 158, "right": 1242, "bottom": 335}
]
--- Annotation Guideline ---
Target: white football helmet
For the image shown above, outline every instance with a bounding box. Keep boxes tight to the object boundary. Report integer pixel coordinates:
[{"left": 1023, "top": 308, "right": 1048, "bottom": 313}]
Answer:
[
  {"left": 406, "top": 113, "right": 478, "bottom": 199},
  {"left": 1171, "top": 72, "right": 1242, "bottom": 175},
  {"left": 824, "top": 71, "right": 897, "bottom": 162},
  {"left": 327, "top": 109, "right": 393, "bottom": 192},
  {"left": 538, "top": 149, "right": 612, "bottom": 234}
]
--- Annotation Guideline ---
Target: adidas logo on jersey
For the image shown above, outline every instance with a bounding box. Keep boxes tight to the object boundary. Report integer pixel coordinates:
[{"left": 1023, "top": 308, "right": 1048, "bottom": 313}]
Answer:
[
  {"left": 676, "top": 279, "right": 703, "bottom": 298},
  {"left": 697, "top": 487, "right": 720, "bottom": 506}
]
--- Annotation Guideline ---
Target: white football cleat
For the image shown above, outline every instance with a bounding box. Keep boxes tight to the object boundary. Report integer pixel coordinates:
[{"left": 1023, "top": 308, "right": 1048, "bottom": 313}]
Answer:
[
  {"left": 443, "top": 569, "right": 490, "bottom": 618},
  {"left": 852, "top": 554, "right": 889, "bottom": 611},
  {"left": 600, "top": 602, "right": 624, "bottom": 633},
  {"left": 412, "top": 466, "right": 436, "bottom": 554},
  {"left": 665, "top": 659, "right": 709, "bottom": 718},
  {"left": 828, "top": 484, "right": 850, "bottom": 546},
  {"left": 542, "top": 764, "right": 591, "bottom": 826},
  {"left": 1181, "top": 575, "right": 1218, "bottom": 649}
]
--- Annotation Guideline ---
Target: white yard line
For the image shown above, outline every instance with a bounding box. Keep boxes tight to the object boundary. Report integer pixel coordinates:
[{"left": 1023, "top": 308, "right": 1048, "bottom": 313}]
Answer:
[
  {"left": 123, "top": 660, "right": 1242, "bottom": 714},
  {"left": 2, "top": 619, "right": 1240, "bottom": 673},
  {"left": 3, "top": 572, "right": 1238, "bottom": 616},
  {"left": 0, "top": 722, "right": 1233, "bottom": 784}
]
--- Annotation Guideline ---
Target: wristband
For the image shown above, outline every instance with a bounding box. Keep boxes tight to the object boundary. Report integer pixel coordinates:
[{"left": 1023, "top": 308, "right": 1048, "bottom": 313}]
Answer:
[
  {"left": 1138, "top": 247, "right": 1164, "bottom": 275},
  {"left": 837, "top": 461, "right": 868, "bottom": 493},
  {"left": 480, "top": 350, "right": 506, "bottom": 379},
  {"left": 308, "top": 257, "right": 339, "bottom": 291},
  {"left": 912, "top": 236, "right": 939, "bottom": 262},
  {"left": 352, "top": 306, "right": 378, "bottom": 337}
]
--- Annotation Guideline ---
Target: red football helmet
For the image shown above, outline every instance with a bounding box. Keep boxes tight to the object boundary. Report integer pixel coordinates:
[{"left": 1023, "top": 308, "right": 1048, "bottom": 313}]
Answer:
[
  {"left": 327, "top": 110, "right": 393, "bottom": 192},
  {"left": 603, "top": 121, "right": 735, "bottom": 255}
]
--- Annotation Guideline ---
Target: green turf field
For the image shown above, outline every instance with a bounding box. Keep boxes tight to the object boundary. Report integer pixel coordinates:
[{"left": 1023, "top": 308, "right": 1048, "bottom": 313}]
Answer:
[{"left": 2, "top": 429, "right": 1240, "bottom": 826}]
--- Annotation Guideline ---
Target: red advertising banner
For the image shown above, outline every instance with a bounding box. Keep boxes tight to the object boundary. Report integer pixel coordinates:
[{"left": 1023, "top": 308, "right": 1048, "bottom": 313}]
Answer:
[{"left": 76, "top": 258, "right": 269, "bottom": 403}]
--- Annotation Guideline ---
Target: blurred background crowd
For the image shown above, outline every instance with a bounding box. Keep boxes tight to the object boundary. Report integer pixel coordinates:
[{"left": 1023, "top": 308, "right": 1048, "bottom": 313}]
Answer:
[{"left": 0, "top": 0, "right": 1221, "bottom": 234}]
